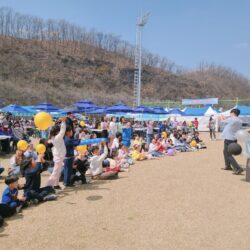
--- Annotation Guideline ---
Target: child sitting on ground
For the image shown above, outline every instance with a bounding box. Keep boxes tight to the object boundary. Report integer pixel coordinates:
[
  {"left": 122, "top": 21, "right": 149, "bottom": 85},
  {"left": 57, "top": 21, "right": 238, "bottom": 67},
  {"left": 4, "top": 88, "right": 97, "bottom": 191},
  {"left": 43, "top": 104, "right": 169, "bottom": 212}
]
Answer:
[
  {"left": 23, "top": 154, "right": 56, "bottom": 203},
  {"left": 88, "top": 142, "right": 118, "bottom": 180},
  {"left": 71, "top": 150, "right": 89, "bottom": 185},
  {"left": 39, "top": 138, "right": 54, "bottom": 173},
  {"left": 1, "top": 175, "right": 27, "bottom": 214},
  {"left": 9, "top": 150, "right": 25, "bottom": 176},
  {"left": 133, "top": 134, "right": 141, "bottom": 147},
  {"left": 117, "top": 144, "right": 133, "bottom": 165},
  {"left": 192, "top": 132, "right": 207, "bottom": 149},
  {"left": 148, "top": 139, "right": 164, "bottom": 157},
  {"left": 106, "top": 150, "right": 129, "bottom": 172},
  {"left": 111, "top": 132, "right": 122, "bottom": 151},
  {"left": 131, "top": 144, "right": 147, "bottom": 161}
]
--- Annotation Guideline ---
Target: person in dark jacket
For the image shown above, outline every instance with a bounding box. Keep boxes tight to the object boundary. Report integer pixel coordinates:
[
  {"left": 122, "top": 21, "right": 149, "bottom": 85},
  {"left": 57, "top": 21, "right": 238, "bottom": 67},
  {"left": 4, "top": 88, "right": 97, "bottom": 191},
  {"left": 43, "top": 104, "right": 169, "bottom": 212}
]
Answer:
[
  {"left": 64, "top": 127, "right": 84, "bottom": 187},
  {"left": 71, "top": 154, "right": 89, "bottom": 185},
  {"left": 24, "top": 156, "right": 56, "bottom": 202},
  {"left": 66, "top": 112, "right": 74, "bottom": 134},
  {"left": 39, "top": 138, "right": 54, "bottom": 172}
]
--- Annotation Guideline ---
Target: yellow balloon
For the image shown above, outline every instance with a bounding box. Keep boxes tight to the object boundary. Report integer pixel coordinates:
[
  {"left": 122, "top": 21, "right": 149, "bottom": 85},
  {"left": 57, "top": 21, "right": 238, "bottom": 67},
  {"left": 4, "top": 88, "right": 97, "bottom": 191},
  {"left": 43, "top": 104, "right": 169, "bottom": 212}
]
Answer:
[
  {"left": 77, "top": 145, "right": 87, "bottom": 154},
  {"left": 191, "top": 140, "right": 197, "bottom": 147},
  {"left": 162, "top": 131, "right": 167, "bottom": 138},
  {"left": 34, "top": 112, "right": 53, "bottom": 131},
  {"left": 17, "top": 140, "right": 28, "bottom": 151},
  {"left": 36, "top": 144, "right": 46, "bottom": 154},
  {"left": 80, "top": 121, "right": 85, "bottom": 127}
]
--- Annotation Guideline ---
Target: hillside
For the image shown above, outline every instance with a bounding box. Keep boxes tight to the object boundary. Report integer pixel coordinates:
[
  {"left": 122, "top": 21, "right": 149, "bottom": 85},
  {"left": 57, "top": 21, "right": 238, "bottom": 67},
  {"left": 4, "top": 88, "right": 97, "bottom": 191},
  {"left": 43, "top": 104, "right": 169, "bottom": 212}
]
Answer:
[{"left": 0, "top": 36, "right": 250, "bottom": 107}]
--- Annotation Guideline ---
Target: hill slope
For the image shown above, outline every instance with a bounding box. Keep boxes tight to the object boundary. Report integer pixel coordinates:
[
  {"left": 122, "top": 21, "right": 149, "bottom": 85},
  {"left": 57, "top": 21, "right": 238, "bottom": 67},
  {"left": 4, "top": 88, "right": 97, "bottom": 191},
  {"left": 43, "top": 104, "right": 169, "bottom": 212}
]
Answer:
[{"left": 0, "top": 37, "right": 249, "bottom": 107}]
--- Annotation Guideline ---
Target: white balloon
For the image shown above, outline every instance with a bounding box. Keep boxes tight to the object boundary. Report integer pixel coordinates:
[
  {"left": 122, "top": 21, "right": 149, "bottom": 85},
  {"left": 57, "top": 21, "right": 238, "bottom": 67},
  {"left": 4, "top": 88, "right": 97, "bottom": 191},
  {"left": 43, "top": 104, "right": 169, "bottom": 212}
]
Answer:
[{"left": 236, "top": 129, "right": 250, "bottom": 142}]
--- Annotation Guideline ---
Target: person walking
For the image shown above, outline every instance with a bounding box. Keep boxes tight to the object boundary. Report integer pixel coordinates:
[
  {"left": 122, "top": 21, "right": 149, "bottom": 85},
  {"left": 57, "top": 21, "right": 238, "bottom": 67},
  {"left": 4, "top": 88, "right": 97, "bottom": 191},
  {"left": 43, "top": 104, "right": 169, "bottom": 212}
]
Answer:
[{"left": 221, "top": 109, "right": 243, "bottom": 175}]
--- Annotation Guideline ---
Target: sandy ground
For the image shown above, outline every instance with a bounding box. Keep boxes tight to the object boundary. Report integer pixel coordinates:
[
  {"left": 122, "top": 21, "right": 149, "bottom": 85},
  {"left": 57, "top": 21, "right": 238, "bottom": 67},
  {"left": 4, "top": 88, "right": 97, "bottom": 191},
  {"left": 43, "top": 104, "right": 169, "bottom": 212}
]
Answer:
[{"left": 0, "top": 133, "right": 249, "bottom": 250}]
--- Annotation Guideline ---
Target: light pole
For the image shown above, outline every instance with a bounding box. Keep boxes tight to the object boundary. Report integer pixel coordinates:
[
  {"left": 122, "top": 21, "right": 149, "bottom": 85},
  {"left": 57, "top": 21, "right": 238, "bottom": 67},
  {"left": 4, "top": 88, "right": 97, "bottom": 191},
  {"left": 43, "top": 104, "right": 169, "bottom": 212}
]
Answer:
[{"left": 133, "top": 12, "right": 150, "bottom": 107}]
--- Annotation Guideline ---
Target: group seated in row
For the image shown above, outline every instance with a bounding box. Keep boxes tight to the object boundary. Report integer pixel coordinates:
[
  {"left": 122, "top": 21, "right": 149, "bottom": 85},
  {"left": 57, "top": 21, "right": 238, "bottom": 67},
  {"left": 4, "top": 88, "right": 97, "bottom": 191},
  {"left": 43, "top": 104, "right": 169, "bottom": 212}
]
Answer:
[{"left": 0, "top": 116, "right": 206, "bottom": 227}]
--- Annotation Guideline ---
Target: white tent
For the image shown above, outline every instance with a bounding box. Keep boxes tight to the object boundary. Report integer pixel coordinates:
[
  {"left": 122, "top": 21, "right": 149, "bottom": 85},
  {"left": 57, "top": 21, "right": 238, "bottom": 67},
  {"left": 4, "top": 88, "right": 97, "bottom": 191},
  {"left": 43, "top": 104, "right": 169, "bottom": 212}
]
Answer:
[{"left": 204, "top": 106, "right": 218, "bottom": 116}]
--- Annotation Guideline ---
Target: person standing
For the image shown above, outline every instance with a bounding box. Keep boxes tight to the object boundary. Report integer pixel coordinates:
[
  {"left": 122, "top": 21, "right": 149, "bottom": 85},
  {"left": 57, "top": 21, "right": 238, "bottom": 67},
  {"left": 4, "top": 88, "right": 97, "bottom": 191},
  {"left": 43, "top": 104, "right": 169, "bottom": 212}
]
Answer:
[
  {"left": 66, "top": 112, "right": 74, "bottom": 130},
  {"left": 47, "top": 118, "right": 66, "bottom": 189},
  {"left": 122, "top": 122, "right": 133, "bottom": 153},
  {"left": 208, "top": 115, "right": 216, "bottom": 140},
  {"left": 221, "top": 109, "right": 243, "bottom": 175},
  {"left": 63, "top": 127, "right": 85, "bottom": 187},
  {"left": 193, "top": 118, "right": 199, "bottom": 131},
  {"left": 100, "top": 117, "right": 108, "bottom": 139},
  {"left": 146, "top": 121, "right": 154, "bottom": 146},
  {"left": 245, "top": 139, "right": 250, "bottom": 181},
  {"left": 108, "top": 116, "right": 117, "bottom": 148}
]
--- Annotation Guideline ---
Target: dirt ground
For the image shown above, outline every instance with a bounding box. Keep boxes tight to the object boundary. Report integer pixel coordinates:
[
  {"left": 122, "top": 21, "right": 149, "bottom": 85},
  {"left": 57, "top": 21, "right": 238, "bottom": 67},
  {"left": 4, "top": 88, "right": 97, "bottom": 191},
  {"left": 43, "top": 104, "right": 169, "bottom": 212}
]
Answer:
[{"left": 0, "top": 133, "right": 249, "bottom": 250}]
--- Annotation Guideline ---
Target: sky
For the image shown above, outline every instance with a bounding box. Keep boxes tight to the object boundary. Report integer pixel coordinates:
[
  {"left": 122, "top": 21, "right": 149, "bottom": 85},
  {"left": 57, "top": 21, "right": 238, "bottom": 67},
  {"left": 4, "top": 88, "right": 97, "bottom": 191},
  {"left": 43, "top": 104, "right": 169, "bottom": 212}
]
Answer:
[{"left": 0, "top": 0, "right": 249, "bottom": 78}]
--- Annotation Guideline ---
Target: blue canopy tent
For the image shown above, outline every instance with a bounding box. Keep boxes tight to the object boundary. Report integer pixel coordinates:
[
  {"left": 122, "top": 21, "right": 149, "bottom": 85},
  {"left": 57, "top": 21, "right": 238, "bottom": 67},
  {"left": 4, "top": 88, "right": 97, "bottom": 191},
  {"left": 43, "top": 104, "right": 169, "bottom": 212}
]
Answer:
[
  {"left": 184, "top": 107, "right": 210, "bottom": 116},
  {"left": 133, "top": 106, "right": 155, "bottom": 121},
  {"left": 133, "top": 106, "right": 154, "bottom": 114},
  {"left": 63, "top": 105, "right": 82, "bottom": 115},
  {"left": 74, "top": 100, "right": 94, "bottom": 105},
  {"left": 21, "top": 106, "right": 37, "bottom": 114},
  {"left": 34, "top": 102, "right": 61, "bottom": 112},
  {"left": 1, "top": 104, "right": 35, "bottom": 116},
  {"left": 106, "top": 103, "right": 134, "bottom": 113},
  {"left": 151, "top": 106, "right": 169, "bottom": 115},
  {"left": 63, "top": 109, "right": 81, "bottom": 114},
  {"left": 168, "top": 108, "right": 186, "bottom": 116},
  {"left": 87, "top": 106, "right": 107, "bottom": 115},
  {"left": 132, "top": 106, "right": 170, "bottom": 121},
  {"left": 73, "top": 100, "right": 98, "bottom": 113},
  {"left": 236, "top": 106, "right": 250, "bottom": 116},
  {"left": 33, "top": 102, "right": 66, "bottom": 117}
]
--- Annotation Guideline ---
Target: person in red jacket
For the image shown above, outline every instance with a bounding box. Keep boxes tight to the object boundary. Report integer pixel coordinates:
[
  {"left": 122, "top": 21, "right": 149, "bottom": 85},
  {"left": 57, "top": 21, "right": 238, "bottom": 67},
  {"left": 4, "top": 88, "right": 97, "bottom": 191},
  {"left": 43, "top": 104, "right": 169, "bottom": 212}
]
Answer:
[{"left": 193, "top": 118, "right": 199, "bottom": 131}]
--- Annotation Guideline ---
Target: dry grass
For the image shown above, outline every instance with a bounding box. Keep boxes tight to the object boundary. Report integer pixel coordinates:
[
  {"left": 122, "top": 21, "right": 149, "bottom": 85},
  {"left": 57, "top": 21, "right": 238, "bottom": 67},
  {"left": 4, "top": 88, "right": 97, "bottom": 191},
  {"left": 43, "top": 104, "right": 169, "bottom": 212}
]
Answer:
[{"left": 0, "top": 37, "right": 250, "bottom": 107}]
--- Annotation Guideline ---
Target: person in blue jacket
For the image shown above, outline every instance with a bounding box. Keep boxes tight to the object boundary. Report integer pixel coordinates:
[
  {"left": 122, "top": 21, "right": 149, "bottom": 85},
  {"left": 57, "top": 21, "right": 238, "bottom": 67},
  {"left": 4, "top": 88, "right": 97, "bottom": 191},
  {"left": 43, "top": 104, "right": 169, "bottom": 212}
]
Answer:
[
  {"left": 158, "top": 122, "right": 166, "bottom": 138},
  {"left": 0, "top": 176, "right": 23, "bottom": 226},
  {"left": 64, "top": 126, "right": 84, "bottom": 187},
  {"left": 1, "top": 175, "right": 26, "bottom": 214},
  {"left": 122, "top": 122, "right": 133, "bottom": 153}
]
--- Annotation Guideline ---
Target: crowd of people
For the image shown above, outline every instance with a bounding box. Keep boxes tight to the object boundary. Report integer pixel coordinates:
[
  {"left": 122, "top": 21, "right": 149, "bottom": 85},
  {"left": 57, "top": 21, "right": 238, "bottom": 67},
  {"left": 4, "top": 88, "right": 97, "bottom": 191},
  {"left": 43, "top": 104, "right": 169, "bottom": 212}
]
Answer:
[{"left": 0, "top": 112, "right": 208, "bottom": 227}]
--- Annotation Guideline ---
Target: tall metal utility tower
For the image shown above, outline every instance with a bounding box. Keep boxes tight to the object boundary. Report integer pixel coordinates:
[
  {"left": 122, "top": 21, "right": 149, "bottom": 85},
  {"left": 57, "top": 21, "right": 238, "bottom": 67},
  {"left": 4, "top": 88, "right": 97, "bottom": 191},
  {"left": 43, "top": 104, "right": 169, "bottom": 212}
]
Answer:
[{"left": 133, "top": 12, "right": 150, "bottom": 107}]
